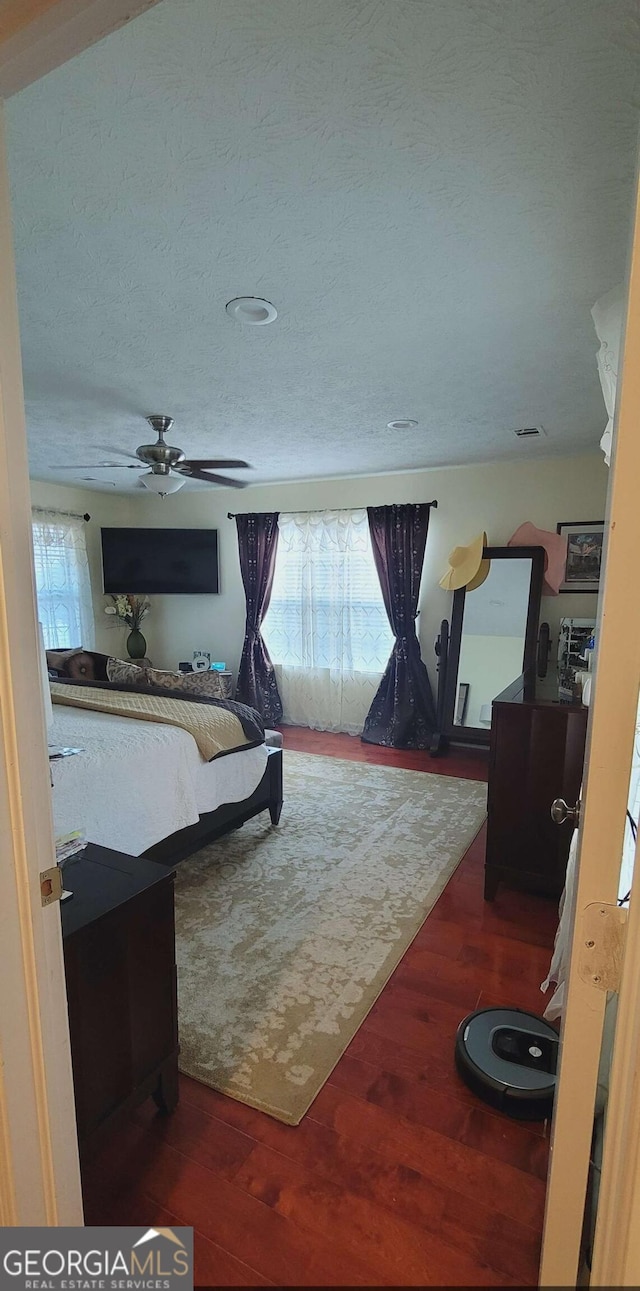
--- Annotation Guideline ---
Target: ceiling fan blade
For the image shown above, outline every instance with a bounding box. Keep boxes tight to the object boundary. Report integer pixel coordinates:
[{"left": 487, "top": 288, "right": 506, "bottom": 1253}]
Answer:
[
  {"left": 51, "top": 462, "right": 144, "bottom": 470},
  {"left": 181, "top": 458, "right": 250, "bottom": 470},
  {"left": 182, "top": 468, "right": 248, "bottom": 488},
  {"left": 96, "top": 446, "right": 142, "bottom": 462}
]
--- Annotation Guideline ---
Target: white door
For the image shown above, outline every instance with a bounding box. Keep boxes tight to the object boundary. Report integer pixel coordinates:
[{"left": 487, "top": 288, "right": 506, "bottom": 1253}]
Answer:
[{"left": 540, "top": 168, "right": 640, "bottom": 1284}]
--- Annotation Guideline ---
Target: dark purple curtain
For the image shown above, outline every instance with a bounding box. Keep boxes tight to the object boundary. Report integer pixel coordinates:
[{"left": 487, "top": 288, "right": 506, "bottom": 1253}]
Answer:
[
  {"left": 362, "top": 503, "right": 437, "bottom": 749},
  {"left": 235, "top": 513, "right": 283, "bottom": 724}
]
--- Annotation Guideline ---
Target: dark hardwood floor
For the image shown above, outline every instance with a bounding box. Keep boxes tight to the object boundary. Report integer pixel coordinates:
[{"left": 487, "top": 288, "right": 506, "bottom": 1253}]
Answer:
[{"left": 82, "top": 728, "right": 557, "bottom": 1287}]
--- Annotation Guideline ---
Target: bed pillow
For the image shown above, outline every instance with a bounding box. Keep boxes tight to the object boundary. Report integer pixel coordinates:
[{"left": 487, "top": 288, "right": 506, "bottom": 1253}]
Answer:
[
  {"left": 46, "top": 648, "right": 82, "bottom": 674},
  {"left": 65, "top": 650, "right": 111, "bottom": 681},
  {"left": 106, "top": 657, "right": 146, "bottom": 685},
  {"left": 144, "top": 666, "right": 231, "bottom": 699},
  {"left": 47, "top": 648, "right": 110, "bottom": 681}
]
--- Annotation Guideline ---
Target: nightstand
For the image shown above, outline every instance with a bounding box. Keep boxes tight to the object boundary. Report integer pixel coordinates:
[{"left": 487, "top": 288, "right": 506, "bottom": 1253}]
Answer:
[{"left": 61, "top": 843, "right": 178, "bottom": 1152}]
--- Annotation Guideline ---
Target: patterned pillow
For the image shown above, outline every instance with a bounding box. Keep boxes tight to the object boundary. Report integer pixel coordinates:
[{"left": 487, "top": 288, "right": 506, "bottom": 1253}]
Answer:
[
  {"left": 47, "top": 648, "right": 110, "bottom": 680},
  {"left": 106, "top": 657, "right": 146, "bottom": 685},
  {"left": 145, "top": 667, "right": 231, "bottom": 699},
  {"left": 65, "top": 650, "right": 110, "bottom": 681},
  {"left": 46, "top": 648, "right": 82, "bottom": 674},
  {"left": 141, "top": 666, "right": 182, "bottom": 690}
]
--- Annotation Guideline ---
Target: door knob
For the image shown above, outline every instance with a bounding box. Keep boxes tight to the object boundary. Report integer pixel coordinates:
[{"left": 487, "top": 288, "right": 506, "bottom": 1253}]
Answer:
[{"left": 551, "top": 797, "right": 581, "bottom": 828}]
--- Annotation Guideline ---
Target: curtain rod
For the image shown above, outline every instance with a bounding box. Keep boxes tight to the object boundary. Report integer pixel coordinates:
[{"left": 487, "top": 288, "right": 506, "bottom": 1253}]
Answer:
[
  {"left": 227, "top": 501, "right": 438, "bottom": 519},
  {"left": 32, "top": 506, "right": 90, "bottom": 521}
]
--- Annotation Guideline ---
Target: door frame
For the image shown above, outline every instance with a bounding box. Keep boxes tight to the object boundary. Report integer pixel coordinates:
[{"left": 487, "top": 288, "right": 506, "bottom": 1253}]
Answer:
[
  {"left": 0, "top": 97, "right": 82, "bottom": 1223},
  {"left": 0, "top": 0, "right": 161, "bottom": 1227},
  {"left": 2, "top": 0, "right": 640, "bottom": 1253},
  {"left": 539, "top": 168, "right": 640, "bottom": 1284},
  {"left": 0, "top": 0, "right": 162, "bottom": 97},
  {"left": 591, "top": 822, "right": 640, "bottom": 1285}
]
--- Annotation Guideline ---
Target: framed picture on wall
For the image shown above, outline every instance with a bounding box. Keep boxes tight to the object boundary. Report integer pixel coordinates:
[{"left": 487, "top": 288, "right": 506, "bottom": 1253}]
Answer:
[{"left": 556, "top": 520, "right": 605, "bottom": 593}]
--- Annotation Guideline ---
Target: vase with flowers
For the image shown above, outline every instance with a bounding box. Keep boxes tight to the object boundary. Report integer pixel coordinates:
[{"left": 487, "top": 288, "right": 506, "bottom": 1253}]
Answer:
[{"left": 104, "top": 594, "right": 151, "bottom": 659}]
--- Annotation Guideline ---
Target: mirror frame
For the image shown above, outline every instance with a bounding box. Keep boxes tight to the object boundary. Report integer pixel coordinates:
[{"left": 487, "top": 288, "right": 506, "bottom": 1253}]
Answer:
[{"left": 443, "top": 545, "right": 545, "bottom": 746}]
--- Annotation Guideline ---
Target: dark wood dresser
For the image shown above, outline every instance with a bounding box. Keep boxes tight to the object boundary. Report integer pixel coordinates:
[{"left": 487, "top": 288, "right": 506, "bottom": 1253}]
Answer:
[
  {"left": 485, "top": 671, "right": 588, "bottom": 900},
  {"left": 61, "top": 843, "right": 178, "bottom": 1152}
]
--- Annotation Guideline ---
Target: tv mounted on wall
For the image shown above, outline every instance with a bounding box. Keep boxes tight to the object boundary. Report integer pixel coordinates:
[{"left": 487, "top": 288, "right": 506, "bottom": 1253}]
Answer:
[{"left": 101, "top": 528, "right": 219, "bottom": 594}]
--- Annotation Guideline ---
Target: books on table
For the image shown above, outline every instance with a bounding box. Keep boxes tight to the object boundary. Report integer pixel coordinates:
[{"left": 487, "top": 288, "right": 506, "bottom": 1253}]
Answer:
[{"left": 55, "top": 829, "right": 86, "bottom": 864}]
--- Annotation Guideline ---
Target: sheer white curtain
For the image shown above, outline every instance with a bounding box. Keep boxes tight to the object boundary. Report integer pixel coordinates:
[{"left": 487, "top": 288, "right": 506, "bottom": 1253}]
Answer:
[
  {"left": 32, "top": 510, "right": 95, "bottom": 649},
  {"left": 591, "top": 282, "right": 624, "bottom": 467},
  {"left": 262, "top": 509, "right": 394, "bottom": 734}
]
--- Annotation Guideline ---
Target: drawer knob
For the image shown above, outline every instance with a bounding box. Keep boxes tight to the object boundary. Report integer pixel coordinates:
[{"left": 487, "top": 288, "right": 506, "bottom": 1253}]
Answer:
[{"left": 551, "top": 797, "right": 580, "bottom": 828}]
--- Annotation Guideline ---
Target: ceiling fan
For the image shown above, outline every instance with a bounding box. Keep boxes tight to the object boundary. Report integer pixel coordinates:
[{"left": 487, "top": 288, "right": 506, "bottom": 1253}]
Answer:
[{"left": 52, "top": 415, "right": 250, "bottom": 498}]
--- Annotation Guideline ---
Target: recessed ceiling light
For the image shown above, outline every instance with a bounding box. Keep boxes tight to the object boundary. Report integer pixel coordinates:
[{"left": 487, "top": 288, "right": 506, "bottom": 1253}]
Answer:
[
  {"left": 226, "top": 297, "right": 278, "bottom": 325},
  {"left": 387, "top": 419, "right": 418, "bottom": 431}
]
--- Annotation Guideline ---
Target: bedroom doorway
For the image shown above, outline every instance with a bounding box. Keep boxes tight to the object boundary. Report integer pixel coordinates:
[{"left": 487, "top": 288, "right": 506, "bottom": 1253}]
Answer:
[{"left": 0, "top": 4, "right": 639, "bottom": 1282}]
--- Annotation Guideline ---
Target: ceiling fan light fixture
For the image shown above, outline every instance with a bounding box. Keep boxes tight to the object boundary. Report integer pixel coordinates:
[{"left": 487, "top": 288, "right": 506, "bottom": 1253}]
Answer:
[
  {"left": 225, "top": 297, "right": 277, "bottom": 325},
  {"left": 140, "top": 470, "right": 187, "bottom": 497}
]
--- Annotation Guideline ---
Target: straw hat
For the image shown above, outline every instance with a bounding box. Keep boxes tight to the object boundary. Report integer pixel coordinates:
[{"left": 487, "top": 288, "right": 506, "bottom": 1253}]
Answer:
[
  {"left": 507, "top": 522, "right": 567, "bottom": 596},
  {"left": 439, "top": 532, "right": 490, "bottom": 592}
]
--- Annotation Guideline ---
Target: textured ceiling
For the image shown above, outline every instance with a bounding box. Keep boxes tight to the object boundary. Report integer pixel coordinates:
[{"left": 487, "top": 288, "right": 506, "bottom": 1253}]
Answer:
[{"left": 6, "top": 0, "right": 640, "bottom": 491}]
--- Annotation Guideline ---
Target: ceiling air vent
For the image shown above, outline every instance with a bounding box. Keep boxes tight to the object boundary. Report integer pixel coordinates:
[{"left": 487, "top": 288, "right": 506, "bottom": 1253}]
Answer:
[{"left": 514, "top": 426, "right": 546, "bottom": 438}]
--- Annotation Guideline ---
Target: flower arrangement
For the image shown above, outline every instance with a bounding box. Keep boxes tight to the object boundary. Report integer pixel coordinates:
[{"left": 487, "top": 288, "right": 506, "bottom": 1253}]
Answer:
[
  {"left": 104, "top": 593, "right": 150, "bottom": 629},
  {"left": 104, "top": 594, "right": 151, "bottom": 659}
]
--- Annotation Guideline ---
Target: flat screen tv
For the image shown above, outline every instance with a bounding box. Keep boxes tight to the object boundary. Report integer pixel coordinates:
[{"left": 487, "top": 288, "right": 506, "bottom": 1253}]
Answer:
[{"left": 101, "top": 528, "right": 219, "bottom": 594}]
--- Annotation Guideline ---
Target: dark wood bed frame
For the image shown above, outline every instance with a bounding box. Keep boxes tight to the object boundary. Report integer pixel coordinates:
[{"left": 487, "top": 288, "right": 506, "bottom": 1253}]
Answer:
[{"left": 142, "top": 745, "right": 283, "bottom": 867}]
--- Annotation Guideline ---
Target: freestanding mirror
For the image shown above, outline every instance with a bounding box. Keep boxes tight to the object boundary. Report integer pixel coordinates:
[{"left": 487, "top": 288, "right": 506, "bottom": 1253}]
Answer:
[{"left": 443, "top": 546, "right": 544, "bottom": 746}]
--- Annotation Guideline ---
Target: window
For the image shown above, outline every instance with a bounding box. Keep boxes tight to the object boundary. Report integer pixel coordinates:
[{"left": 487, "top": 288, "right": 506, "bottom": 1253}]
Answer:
[
  {"left": 262, "top": 509, "right": 393, "bottom": 733},
  {"left": 32, "top": 510, "right": 95, "bottom": 649}
]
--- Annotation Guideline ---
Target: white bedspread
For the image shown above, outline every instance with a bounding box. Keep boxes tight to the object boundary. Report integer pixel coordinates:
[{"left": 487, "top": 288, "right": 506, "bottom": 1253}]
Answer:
[{"left": 50, "top": 706, "right": 269, "bottom": 856}]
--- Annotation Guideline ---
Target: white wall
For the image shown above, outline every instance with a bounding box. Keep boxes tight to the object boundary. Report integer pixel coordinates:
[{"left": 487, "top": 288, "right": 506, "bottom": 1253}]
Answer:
[{"left": 29, "top": 451, "right": 608, "bottom": 687}]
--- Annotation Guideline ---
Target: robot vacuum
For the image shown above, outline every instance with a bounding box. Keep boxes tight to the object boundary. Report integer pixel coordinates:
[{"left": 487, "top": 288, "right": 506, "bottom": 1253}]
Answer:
[{"left": 455, "top": 1007, "right": 558, "bottom": 1120}]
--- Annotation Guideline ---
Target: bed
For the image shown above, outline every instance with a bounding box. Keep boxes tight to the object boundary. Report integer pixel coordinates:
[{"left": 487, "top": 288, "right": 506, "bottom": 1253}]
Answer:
[{"left": 49, "top": 689, "right": 283, "bottom": 863}]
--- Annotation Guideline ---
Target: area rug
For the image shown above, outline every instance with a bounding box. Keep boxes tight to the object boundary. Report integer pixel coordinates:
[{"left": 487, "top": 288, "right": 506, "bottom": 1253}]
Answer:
[{"left": 174, "top": 750, "right": 487, "bottom": 1124}]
